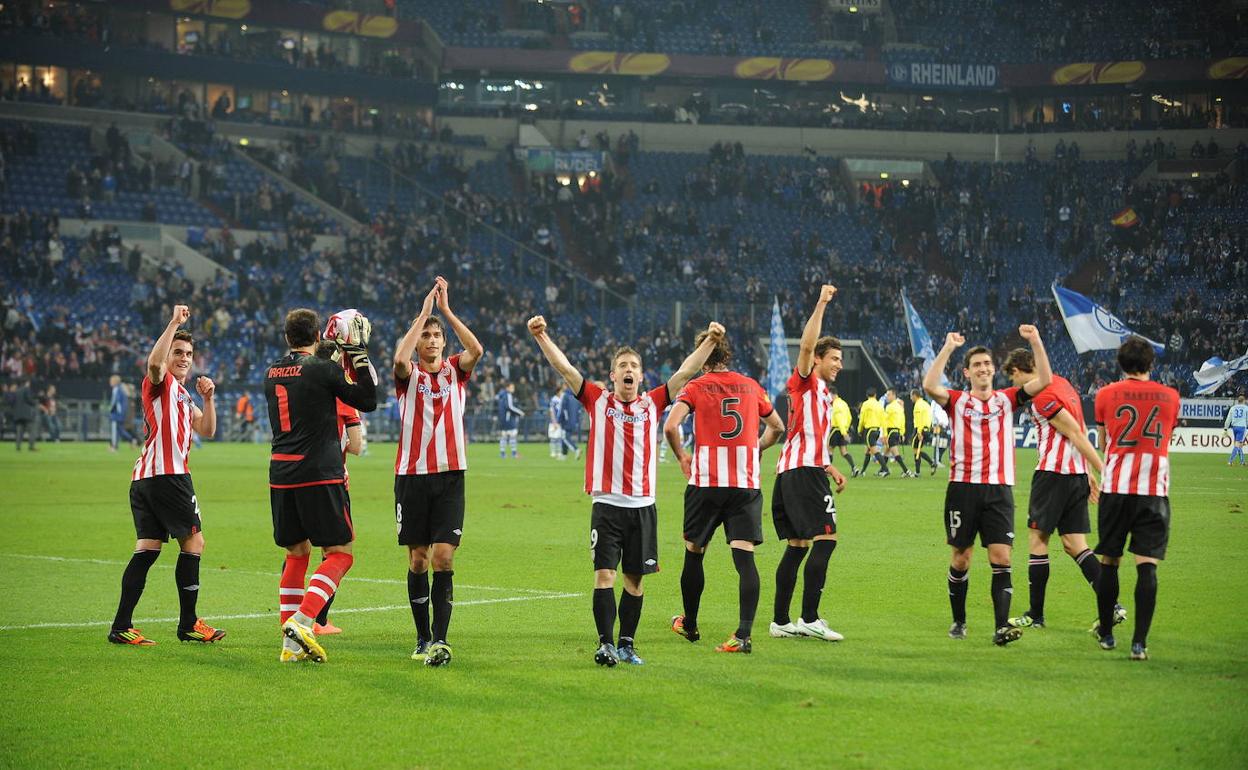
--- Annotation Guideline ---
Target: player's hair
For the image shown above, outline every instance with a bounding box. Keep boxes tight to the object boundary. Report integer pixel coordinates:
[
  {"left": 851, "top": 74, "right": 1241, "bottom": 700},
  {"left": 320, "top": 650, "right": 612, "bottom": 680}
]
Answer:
[
  {"left": 284, "top": 308, "right": 320, "bottom": 348},
  {"left": 963, "top": 345, "right": 993, "bottom": 369},
  {"left": 886, "top": 387, "right": 896, "bottom": 397},
  {"left": 1002, "top": 348, "right": 1034, "bottom": 374},
  {"left": 1239, "top": 394, "right": 1246, "bottom": 403},
  {"left": 314, "top": 340, "right": 337, "bottom": 360},
  {"left": 866, "top": 386, "right": 877, "bottom": 398},
  {"left": 612, "top": 345, "right": 643, "bottom": 368},
  {"left": 695, "top": 330, "right": 733, "bottom": 369},
  {"left": 1117, "top": 336, "right": 1154, "bottom": 375},
  {"left": 828, "top": 385, "right": 838, "bottom": 397},
  {"left": 422, "top": 316, "right": 444, "bottom": 333},
  {"left": 814, "top": 335, "right": 841, "bottom": 358},
  {"left": 172, "top": 330, "right": 194, "bottom": 350},
  {"left": 910, "top": 388, "right": 922, "bottom": 398}
]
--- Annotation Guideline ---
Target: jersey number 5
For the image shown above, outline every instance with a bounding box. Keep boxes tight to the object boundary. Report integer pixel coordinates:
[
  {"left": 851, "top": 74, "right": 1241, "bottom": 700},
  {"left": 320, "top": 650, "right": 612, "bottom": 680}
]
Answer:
[{"left": 719, "top": 398, "right": 742, "bottom": 440}]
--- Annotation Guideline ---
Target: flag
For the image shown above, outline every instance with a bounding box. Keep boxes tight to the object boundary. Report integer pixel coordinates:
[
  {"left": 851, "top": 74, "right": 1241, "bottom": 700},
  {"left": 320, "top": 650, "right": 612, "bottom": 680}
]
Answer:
[
  {"left": 901, "top": 289, "right": 948, "bottom": 386},
  {"left": 1111, "top": 207, "right": 1139, "bottom": 228},
  {"left": 766, "top": 297, "right": 790, "bottom": 401},
  {"left": 1193, "top": 349, "right": 1248, "bottom": 396},
  {"left": 1051, "top": 283, "right": 1165, "bottom": 355}
]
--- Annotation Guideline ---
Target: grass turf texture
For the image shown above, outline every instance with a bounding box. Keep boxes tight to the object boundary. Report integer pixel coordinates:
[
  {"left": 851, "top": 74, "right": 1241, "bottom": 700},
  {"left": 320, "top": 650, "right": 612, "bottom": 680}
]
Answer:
[{"left": 0, "top": 443, "right": 1245, "bottom": 769}]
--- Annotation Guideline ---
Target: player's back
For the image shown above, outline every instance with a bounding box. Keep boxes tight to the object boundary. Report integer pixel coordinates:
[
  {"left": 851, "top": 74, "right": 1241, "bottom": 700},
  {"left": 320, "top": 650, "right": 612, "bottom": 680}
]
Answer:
[
  {"left": 265, "top": 353, "right": 350, "bottom": 485},
  {"left": 1031, "top": 374, "right": 1087, "bottom": 474},
  {"left": 679, "top": 370, "right": 772, "bottom": 488},
  {"left": 1095, "top": 379, "right": 1180, "bottom": 496}
]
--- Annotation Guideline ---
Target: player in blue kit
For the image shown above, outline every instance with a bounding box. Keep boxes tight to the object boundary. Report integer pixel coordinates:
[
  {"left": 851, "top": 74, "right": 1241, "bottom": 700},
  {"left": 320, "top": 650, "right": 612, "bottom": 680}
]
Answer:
[
  {"left": 1226, "top": 394, "right": 1248, "bottom": 466},
  {"left": 497, "top": 382, "right": 524, "bottom": 459}
]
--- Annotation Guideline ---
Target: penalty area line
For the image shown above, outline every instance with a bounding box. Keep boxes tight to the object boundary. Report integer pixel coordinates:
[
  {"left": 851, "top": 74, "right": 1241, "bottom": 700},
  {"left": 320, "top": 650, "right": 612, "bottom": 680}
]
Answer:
[{"left": 0, "top": 592, "right": 583, "bottom": 632}]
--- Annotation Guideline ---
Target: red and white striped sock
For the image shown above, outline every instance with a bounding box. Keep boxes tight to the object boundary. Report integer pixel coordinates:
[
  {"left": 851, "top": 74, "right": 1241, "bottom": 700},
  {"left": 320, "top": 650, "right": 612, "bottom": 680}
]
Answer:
[
  {"left": 280, "top": 554, "right": 310, "bottom": 625},
  {"left": 297, "top": 552, "right": 353, "bottom": 622}
]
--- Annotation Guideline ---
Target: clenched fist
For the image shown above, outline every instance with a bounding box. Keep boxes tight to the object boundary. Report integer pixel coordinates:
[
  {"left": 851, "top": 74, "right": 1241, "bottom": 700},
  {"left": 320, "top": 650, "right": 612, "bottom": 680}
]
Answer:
[
  {"left": 818, "top": 284, "right": 837, "bottom": 304},
  {"left": 171, "top": 305, "right": 190, "bottom": 326},
  {"left": 527, "top": 315, "right": 547, "bottom": 337},
  {"left": 944, "top": 332, "right": 966, "bottom": 349},
  {"left": 195, "top": 376, "right": 215, "bottom": 399}
]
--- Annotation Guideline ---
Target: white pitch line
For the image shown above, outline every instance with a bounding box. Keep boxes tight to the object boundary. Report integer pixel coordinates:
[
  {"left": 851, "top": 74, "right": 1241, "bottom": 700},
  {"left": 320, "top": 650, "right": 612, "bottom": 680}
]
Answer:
[
  {"left": 0, "top": 592, "right": 582, "bottom": 632},
  {"left": 0, "top": 553, "right": 561, "bottom": 594}
]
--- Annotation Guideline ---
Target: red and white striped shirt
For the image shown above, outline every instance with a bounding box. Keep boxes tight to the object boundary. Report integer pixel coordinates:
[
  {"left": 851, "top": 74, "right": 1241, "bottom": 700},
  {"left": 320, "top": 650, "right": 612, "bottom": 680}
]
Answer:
[
  {"left": 578, "top": 381, "right": 670, "bottom": 506},
  {"left": 1095, "top": 378, "right": 1180, "bottom": 497},
  {"left": 337, "top": 400, "right": 361, "bottom": 487},
  {"left": 395, "top": 354, "right": 471, "bottom": 475},
  {"left": 132, "top": 374, "right": 195, "bottom": 480},
  {"left": 1029, "top": 375, "right": 1086, "bottom": 475},
  {"left": 943, "top": 387, "right": 1023, "bottom": 486},
  {"left": 676, "top": 370, "right": 773, "bottom": 489},
  {"left": 777, "top": 368, "right": 832, "bottom": 474}
]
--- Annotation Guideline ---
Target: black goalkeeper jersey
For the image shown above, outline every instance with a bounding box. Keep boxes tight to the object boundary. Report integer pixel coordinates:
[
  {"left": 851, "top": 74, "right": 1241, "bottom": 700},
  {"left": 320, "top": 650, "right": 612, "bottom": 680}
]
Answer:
[{"left": 264, "top": 351, "right": 377, "bottom": 487}]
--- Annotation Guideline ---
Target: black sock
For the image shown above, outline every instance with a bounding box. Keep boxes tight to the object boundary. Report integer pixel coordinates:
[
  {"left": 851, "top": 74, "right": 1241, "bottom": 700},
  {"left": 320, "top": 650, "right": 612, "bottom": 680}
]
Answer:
[
  {"left": 113, "top": 549, "right": 160, "bottom": 631},
  {"left": 800, "top": 539, "right": 837, "bottom": 622},
  {"left": 1134, "top": 563, "right": 1157, "bottom": 647},
  {"left": 1027, "top": 553, "right": 1050, "bottom": 619},
  {"left": 990, "top": 563, "right": 1013, "bottom": 629},
  {"left": 861, "top": 450, "right": 871, "bottom": 469},
  {"left": 592, "top": 587, "right": 617, "bottom": 645},
  {"left": 914, "top": 454, "right": 923, "bottom": 474},
  {"left": 431, "top": 570, "right": 453, "bottom": 643},
  {"left": 877, "top": 454, "right": 889, "bottom": 471},
  {"left": 948, "top": 566, "right": 969, "bottom": 625},
  {"left": 894, "top": 455, "right": 910, "bottom": 474},
  {"left": 1073, "top": 548, "right": 1101, "bottom": 591},
  {"left": 773, "top": 544, "right": 808, "bottom": 625},
  {"left": 1096, "top": 562, "right": 1119, "bottom": 638},
  {"left": 408, "top": 570, "right": 431, "bottom": 641},
  {"left": 920, "top": 451, "right": 935, "bottom": 468},
  {"left": 617, "top": 590, "right": 643, "bottom": 647},
  {"left": 680, "top": 549, "right": 706, "bottom": 629},
  {"left": 844, "top": 453, "right": 857, "bottom": 472},
  {"left": 731, "top": 548, "right": 760, "bottom": 640},
  {"left": 174, "top": 551, "right": 201, "bottom": 629}
]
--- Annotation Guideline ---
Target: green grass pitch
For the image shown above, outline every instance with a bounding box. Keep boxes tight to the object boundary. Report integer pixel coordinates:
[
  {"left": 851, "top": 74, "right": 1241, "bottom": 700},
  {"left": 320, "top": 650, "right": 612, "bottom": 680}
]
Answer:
[{"left": 1, "top": 442, "right": 1245, "bottom": 769}]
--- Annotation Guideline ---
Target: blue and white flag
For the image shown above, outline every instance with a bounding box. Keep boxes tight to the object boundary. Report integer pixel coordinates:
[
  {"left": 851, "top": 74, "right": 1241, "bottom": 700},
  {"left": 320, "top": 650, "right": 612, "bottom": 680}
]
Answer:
[
  {"left": 766, "top": 297, "right": 790, "bottom": 400},
  {"left": 1193, "top": 349, "right": 1248, "bottom": 396},
  {"left": 1051, "top": 283, "right": 1164, "bottom": 355},
  {"left": 902, "top": 289, "right": 948, "bottom": 386}
]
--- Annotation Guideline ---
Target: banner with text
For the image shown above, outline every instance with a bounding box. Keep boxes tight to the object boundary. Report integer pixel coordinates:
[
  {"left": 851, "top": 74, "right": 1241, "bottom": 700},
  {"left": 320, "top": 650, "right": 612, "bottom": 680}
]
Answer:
[
  {"left": 526, "top": 149, "right": 607, "bottom": 174},
  {"left": 828, "top": 0, "right": 882, "bottom": 13},
  {"left": 1180, "top": 398, "right": 1234, "bottom": 422},
  {"left": 887, "top": 61, "right": 999, "bottom": 89},
  {"left": 1013, "top": 425, "right": 1233, "bottom": 453}
]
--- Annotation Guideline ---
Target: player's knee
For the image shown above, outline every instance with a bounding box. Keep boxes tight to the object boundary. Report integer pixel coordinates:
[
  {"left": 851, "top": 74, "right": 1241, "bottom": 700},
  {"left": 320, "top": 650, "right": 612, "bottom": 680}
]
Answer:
[
  {"left": 1059, "top": 535, "right": 1086, "bottom": 556},
  {"left": 135, "top": 538, "right": 163, "bottom": 552},
  {"left": 684, "top": 541, "right": 706, "bottom": 554},
  {"left": 950, "top": 548, "right": 972, "bottom": 570},
  {"left": 594, "top": 569, "right": 616, "bottom": 589},
  {"left": 788, "top": 537, "right": 812, "bottom": 548},
  {"left": 287, "top": 540, "right": 312, "bottom": 557},
  {"left": 431, "top": 546, "right": 455, "bottom": 572},
  {"left": 179, "top": 531, "right": 205, "bottom": 555},
  {"left": 621, "top": 573, "right": 643, "bottom": 594},
  {"left": 986, "top": 545, "right": 1011, "bottom": 564}
]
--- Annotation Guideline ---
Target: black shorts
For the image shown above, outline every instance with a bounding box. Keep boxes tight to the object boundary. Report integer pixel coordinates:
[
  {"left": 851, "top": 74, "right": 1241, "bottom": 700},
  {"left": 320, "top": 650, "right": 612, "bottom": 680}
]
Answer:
[
  {"left": 396, "top": 471, "right": 465, "bottom": 547},
  {"left": 829, "top": 428, "right": 848, "bottom": 448},
  {"left": 1028, "top": 470, "right": 1090, "bottom": 535},
  {"left": 864, "top": 428, "right": 881, "bottom": 446},
  {"left": 130, "top": 475, "right": 201, "bottom": 541},
  {"left": 911, "top": 429, "right": 931, "bottom": 450},
  {"left": 590, "top": 502, "right": 659, "bottom": 575},
  {"left": 943, "top": 482, "right": 1015, "bottom": 548},
  {"left": 886, "top": 429, "right": 904, "bottom": 448},
  {"left": 772, "top": 466, "right": 837, "bottom": 540},
  {"left": 271, "top": 482, "right": 353, "bottom": 548},
  {"left": 1095, "top": 493, "right": 1170, "bottom": 560},
  {"left": 682, "top": 486, "right": 763, "bottom": 547}
]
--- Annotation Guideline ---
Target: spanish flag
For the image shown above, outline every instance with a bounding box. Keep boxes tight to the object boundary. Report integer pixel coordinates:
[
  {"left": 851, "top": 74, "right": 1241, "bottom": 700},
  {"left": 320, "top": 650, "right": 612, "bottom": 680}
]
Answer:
[{"left": 1111, "top": 207, "right": 1139, "bottom": 228}]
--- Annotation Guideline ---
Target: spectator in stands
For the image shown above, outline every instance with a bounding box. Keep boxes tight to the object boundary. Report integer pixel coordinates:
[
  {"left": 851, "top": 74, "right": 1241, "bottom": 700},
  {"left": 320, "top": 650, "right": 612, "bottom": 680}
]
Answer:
[{"left": 12, "top": 377, "right": 36, "bottom": 450}]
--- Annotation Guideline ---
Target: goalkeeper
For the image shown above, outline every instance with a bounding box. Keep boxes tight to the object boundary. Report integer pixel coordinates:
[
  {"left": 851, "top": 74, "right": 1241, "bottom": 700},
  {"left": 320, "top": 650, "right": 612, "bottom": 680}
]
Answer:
[{"left": 265, "top": 307, "right": 377, "bottom": 663}]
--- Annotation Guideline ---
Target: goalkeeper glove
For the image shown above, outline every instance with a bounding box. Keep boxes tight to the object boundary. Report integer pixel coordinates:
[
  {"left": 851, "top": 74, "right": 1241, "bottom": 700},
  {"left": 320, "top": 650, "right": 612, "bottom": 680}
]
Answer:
[
  {"left": 347, "top": 314, "right": 371, "bottom": 347},
  {"left": 340, "top": 343, "right": 372, "bottom": 372}
]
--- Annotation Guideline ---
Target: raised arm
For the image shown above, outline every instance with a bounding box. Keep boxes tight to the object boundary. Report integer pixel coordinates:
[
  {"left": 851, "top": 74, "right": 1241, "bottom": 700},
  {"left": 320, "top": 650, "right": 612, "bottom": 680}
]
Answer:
[
  {"left": 394, "top": 284, "right": 439, "bottom": 381},
  {"left": 664, "top": 400, "right": 693, "bottom": 479},
  {"left": 923, "top": 331, "right": 964, "bottom": 406},
  {"left": 527, "top": 315, "right": 584, "bottom": 395},
  {"left": 436, "top": 276, "right": 484, "bottom": 373},
  {"left": 796, "top": 284, "right": 836, "bottom": 377},
  {"left": 148, "top": 304, "right": 190, "bottom": 384},
  {"left": 191, "top": 375, "right": 216, "bottom": 438},
  {"left": 667, "top": 321, "right": 725, "bottom": 395},
  {"left": 1018, "top": 324, "right": 1052, "bottom": 396}
]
